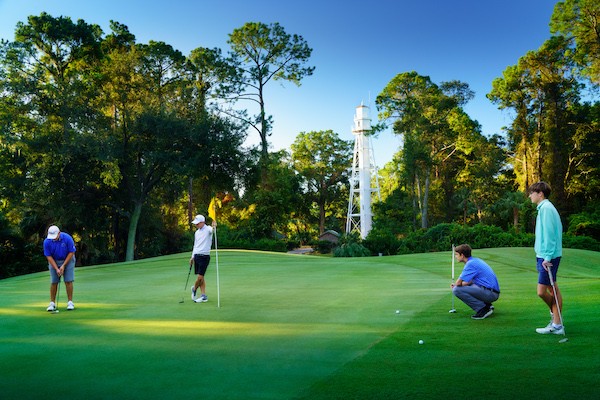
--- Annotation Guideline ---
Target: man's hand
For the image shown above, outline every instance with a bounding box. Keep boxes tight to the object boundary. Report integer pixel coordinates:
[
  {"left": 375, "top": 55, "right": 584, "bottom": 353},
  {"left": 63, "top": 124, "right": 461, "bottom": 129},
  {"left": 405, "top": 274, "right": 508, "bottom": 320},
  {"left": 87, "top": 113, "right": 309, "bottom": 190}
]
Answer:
[{"left": 542, "top": 260, "right": 553, "bottom": 271}]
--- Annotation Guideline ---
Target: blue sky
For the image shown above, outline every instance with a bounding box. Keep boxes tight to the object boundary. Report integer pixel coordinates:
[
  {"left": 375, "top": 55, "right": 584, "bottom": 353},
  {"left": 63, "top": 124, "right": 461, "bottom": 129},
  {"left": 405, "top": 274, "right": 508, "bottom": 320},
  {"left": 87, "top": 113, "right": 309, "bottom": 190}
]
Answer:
[{"left": 0, "top": 0, "right": 559, "bottom": 167}]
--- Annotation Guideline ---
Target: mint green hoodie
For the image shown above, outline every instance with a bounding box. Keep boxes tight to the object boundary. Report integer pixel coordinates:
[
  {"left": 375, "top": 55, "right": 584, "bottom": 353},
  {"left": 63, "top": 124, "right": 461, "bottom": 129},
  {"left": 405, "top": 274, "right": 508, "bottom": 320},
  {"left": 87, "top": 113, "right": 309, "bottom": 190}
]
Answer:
[{"left": 534, "top": 199, "right": 563, "bottom": 261}]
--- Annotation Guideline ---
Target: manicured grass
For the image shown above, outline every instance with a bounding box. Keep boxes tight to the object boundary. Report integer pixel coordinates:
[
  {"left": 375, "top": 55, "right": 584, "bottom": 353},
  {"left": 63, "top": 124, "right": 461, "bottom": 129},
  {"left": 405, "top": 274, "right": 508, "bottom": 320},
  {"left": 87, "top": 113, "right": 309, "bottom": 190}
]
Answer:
[{"left": 1, "top": 248, "right": 598, "bottom": 399}]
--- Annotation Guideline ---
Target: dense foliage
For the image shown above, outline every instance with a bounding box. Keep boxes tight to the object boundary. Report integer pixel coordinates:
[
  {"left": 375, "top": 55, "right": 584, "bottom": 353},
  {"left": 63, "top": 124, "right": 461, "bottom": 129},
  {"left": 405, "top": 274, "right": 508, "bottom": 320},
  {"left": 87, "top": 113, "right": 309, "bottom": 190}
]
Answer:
[
  {"left": 1, "top": 2, "right": 599, "bottom": 277},
  {"left": 361, "top": 223, "right": 600, "bottom": 257}
]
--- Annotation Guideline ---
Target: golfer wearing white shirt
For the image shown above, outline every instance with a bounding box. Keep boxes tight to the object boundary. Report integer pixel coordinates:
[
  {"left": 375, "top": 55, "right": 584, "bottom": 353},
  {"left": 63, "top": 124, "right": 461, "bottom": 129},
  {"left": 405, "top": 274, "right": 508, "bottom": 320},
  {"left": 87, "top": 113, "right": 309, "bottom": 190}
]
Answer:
[{"left": 190, "top": 214, "right": 214, "bottom": 303}]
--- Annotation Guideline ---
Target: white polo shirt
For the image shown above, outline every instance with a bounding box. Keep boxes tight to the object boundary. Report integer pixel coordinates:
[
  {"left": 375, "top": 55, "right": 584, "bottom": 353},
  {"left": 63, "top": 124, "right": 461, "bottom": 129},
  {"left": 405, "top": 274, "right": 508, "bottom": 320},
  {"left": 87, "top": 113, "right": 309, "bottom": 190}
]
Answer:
[{"left": 192, "top": 225, "right": 213, "bottom": 256}]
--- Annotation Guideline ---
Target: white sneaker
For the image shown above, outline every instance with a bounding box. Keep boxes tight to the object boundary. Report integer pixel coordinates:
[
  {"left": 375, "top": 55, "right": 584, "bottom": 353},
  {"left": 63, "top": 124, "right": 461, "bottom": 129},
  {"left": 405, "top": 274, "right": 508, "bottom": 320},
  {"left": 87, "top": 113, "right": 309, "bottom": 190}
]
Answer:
[
  {"left": 191, "top": 286, "right": 197, "bottom": 300},
  {"left": 543, "top": 321, "right": 553, "bottom": 329},
  {"left": 194, "top": 294, "right": 208, "bottom": 303},
  {"left": 536, "top": 324, "right": 564, "bottom": 335},
  {"left": 67, "top": 301, "right": 75, "bottom": 310},
  {"left": 46, "top": 301, "right": 56, "bottom": 312}
]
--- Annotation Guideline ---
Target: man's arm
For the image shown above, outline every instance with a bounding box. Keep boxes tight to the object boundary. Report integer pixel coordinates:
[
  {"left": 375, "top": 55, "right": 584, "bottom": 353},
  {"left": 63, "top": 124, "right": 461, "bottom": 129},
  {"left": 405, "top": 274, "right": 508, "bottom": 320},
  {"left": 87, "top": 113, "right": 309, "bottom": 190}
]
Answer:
[{"left": 46, "top": 256, "right": 60, "bottom": 274}]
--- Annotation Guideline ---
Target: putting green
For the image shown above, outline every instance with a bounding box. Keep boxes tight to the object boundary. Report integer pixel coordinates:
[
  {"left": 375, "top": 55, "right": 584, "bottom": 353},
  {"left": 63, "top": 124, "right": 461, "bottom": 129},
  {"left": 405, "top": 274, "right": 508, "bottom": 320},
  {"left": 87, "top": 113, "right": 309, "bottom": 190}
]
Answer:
[{"left": 1, "top": 248, "right": 598, "bottom": 399}]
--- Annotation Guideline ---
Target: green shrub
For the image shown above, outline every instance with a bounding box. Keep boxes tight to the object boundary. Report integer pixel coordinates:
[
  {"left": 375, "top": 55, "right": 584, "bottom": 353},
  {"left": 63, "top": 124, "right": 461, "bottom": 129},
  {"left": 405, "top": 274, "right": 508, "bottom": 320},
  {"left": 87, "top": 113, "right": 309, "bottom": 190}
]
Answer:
[
  {"left": 333, "top": 232, "right": 371, "bottom": 257},
  {"left": 313, "top": 240, "right": 335, "bottom": 254},
  {"left": 563, "top": 234, "right": 600, "bottom": 251},
  {"left": 285, "top": 239, "right": 301, "bottom": 251},
  {"left": 363, "top": 229, "right": 402, "bottom": 255},
  {"left": 392, "top": 222, "right": 597, "bottom": 254},
  {"left": 333, "top": 242, "right": 371, "bottom": 257},
  {"left": 567, "top": 211, "right": 600, "bottom": 240},
  {"left": 0, "top": 214, "right": 44, "bottom": 279}
]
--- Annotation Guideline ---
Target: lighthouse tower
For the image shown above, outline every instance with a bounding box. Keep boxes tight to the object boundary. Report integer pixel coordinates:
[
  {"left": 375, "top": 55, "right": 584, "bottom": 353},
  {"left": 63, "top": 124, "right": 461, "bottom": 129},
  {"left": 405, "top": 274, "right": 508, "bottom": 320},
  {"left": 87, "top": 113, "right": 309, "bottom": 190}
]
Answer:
[{"left": 346, "top": 104, "right": 380, "bottom": 239}]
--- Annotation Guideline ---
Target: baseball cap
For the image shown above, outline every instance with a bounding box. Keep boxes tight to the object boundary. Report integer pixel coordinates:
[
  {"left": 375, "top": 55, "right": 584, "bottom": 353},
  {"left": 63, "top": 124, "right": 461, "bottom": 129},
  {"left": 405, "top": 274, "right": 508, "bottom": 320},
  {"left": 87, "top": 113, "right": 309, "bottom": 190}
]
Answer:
[
  {"left": 191, "top": 215, "right": 205, "bottom": 224},
  {"left": 47, "top": 225, "right": 60, "bottom": 239}
]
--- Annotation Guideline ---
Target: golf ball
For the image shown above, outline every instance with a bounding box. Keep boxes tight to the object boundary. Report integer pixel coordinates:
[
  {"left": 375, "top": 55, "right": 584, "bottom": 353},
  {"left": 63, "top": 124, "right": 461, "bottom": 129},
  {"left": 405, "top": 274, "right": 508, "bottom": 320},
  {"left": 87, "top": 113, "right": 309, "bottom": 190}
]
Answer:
[
  {"left": 419, "top": 340, "right": 424, "bottom": 345},
  {"left": 396, "top": 310, "right": 400, "bottom": 314}
]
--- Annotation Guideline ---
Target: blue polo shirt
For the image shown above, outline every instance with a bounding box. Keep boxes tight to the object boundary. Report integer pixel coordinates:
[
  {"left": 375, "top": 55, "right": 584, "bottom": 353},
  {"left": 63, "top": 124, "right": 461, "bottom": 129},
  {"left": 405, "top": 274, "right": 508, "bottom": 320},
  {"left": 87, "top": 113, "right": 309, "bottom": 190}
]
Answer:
[
  {"left": 459, "top": 256, "right": 500, "bottom": 292},
  {"left": 43, "top": 232, "right": 76, "bottom": 260}
]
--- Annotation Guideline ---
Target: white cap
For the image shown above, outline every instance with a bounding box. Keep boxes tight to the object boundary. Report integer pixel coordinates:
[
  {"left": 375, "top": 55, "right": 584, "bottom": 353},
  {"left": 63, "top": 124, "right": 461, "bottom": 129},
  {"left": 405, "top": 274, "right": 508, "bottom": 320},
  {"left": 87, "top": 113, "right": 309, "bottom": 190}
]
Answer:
[
  {"left": 47, "top": 225, "right": 60, "bottom": 239},
  {"left": 191, "top": 215, "right": 205, "bottom": 224}
]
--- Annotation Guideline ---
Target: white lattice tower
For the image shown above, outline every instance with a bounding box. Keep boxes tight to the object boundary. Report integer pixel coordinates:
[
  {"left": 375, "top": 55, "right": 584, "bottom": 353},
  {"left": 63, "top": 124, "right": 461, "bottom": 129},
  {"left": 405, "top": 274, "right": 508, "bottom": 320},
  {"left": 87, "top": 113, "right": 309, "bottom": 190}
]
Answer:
[{"left": 346, "top": 104, "right": 381, "bottom": 239}]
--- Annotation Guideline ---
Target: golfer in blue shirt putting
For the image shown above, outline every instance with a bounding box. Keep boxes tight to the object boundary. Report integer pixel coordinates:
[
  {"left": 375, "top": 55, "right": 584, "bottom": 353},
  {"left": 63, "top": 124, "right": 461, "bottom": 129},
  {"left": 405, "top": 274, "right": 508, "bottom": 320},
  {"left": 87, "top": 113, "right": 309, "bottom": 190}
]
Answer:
[
  {"left": 451, "top": 244, "right": 500, "bottom": 319},
  {"left": 43, "top": 225, "right": 76, "bottom": 312}
]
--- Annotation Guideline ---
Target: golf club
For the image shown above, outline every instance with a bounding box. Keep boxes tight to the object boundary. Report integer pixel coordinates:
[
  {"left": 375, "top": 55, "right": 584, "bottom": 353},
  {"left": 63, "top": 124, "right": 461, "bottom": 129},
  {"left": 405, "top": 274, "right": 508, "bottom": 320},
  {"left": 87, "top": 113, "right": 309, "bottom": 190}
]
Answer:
[
  {"left": 449, "top": 244, "right": 456, "bottom": 313},
  {"left": 547, "top": 268, "right": 568, "bottom": 343},
  {"left": 53, "top": 277, "right": 61, "bottom": 314},
  {"left": 179, "top": 263, "right": 193, "bottom": 303}
]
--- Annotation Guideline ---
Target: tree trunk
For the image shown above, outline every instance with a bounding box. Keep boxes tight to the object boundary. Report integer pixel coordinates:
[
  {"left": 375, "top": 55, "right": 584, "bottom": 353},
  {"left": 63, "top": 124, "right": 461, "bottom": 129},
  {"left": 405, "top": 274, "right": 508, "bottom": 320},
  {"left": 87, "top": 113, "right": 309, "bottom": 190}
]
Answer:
[
  {"left": 125, "top": 201, "right": 143, "bottom": 261},
  {"left": 188, "top": 177, "right": 194, "bottom": 223},
  {"left": 259, "top": 85, "right": 269, "bottom": 186},
  {"left": 421, "top": 173, "right": 429, "bottom": 229},
  {"left": 319, "top": 202, "right": 325, "bottom": 235}
]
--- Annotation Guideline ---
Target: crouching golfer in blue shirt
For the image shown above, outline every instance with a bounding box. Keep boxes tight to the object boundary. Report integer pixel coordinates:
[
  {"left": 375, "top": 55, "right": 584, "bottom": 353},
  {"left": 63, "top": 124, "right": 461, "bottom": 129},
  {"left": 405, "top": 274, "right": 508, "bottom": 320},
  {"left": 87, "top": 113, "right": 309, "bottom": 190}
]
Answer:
[
  {"left": 43, "top": 225, "right": 77, "bottom": 312},
  {"left": 452, "top": 244, "right": 500, "bottom": 319}
]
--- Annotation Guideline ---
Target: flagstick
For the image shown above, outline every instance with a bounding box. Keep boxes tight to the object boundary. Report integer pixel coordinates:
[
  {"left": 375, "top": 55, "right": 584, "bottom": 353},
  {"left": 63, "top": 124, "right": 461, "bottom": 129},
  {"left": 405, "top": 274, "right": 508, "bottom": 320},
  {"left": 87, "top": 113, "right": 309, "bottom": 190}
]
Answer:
[
  {"left": 209, "top": 196, "right": 221, "bottom": 308},
  {"left": 214, "top": 224, "right": 220, "bottom": 308},
  {"left": 449, "top": 244, "right": 456, "bottom": 313}
]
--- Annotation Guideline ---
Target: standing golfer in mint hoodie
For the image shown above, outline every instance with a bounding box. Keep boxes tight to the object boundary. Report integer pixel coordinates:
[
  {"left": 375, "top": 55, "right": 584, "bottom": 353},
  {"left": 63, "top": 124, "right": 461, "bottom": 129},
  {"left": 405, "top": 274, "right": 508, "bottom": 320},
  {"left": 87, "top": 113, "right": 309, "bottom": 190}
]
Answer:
[
  {"left": 190, "top": 214, "right": 214, "bottom": 303},
  {"left": 528, "top": 181, "right": 564, "bottom": 335}
]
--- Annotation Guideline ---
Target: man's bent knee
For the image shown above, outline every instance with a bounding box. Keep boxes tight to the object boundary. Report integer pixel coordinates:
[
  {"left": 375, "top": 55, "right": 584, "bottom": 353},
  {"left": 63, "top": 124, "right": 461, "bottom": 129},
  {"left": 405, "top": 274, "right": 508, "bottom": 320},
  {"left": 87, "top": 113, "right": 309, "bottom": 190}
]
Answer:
[{"left": 537, "top": 284, "right": 551, "bottom": 297}]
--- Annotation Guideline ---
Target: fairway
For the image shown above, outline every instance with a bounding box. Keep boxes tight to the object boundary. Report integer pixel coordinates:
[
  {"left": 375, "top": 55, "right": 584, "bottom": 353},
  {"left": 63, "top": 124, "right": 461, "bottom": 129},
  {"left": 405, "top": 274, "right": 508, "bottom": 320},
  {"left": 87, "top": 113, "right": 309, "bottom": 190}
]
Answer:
[{"left": 1, "top": 248, "right": 599, "bottom": 399}]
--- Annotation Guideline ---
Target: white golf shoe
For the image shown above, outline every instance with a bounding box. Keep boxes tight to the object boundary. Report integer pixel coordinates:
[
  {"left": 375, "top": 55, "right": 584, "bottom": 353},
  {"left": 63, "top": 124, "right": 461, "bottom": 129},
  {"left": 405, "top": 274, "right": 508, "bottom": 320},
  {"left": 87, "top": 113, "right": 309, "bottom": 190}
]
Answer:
[
  {"left": 194, "top": 294, "right": 208, "bottom": 303},
  {"left": 536, "top": 324, "right": 564, "bottom": 335},
  {"left": 191, "top": 286, "right": 197, "bottom": 300},
  {"left": 67, "top": 301, "right": 75, "bottom": 310},
  {"left": 46, "top": 301, "right": 56, "bottom": 312}
]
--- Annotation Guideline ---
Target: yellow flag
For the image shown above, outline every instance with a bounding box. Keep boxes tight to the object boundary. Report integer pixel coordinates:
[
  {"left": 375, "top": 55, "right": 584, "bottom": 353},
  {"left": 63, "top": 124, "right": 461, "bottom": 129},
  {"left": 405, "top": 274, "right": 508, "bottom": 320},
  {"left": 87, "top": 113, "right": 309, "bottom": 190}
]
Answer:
[{"left": 208, "top": 197, "right": 218, "bottom": 222}]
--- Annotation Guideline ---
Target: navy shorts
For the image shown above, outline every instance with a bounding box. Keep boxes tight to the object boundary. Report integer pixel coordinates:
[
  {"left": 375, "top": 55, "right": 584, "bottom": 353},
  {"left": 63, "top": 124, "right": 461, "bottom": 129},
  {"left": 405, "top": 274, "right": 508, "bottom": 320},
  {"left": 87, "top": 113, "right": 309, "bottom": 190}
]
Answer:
[
  {"left": 193, "top": 254, "right": 210, "bottom": 276},
  {"left": 537, "top": 257, "right": 561, "bottom": 285}
]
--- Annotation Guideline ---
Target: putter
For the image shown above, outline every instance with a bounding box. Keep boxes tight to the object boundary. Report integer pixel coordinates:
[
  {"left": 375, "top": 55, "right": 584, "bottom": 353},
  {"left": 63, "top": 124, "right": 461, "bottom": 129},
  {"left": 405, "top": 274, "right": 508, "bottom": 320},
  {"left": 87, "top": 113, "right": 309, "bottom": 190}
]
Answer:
[
  {"left": 53, "top": 277, "right": 61, "bottom": 314},
  {"left": 547, "top": 268, "right": 568, "bottom": 343},
  {"left": 179, "top": 263, "right": 193, "bottom": 303},
  {"left": 449, "top": 244, "right": 457, "bottom": 313}
]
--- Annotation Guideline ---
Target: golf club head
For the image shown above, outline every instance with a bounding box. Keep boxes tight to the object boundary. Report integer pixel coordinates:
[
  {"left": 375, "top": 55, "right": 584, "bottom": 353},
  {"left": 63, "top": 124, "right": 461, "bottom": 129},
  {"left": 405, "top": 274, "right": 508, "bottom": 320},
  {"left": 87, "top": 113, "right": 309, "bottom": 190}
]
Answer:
[
  {"left": 449, "top": 309, "right": 456, "bottom": 313},
  {"left": 52, "top": 310, "right": 59, "bottom": 314}
]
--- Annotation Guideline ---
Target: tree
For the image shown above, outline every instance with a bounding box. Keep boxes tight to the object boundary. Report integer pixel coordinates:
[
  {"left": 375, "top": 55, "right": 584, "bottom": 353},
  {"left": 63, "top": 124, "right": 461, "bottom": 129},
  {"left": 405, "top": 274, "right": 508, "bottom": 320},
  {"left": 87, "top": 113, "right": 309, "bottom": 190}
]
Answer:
[
  {"left": 493, "top": 191, "right": 527, "bottom": 232},
  {"left": 99, "top": 38, "right": 200, "bottom": 261},
  {"left": 243, "top": 150, "right": 303, "bottom": 238},
  {"left": 488, "top": 37, "right": 582, "bottom": 209},
  {"left": 551, "top": 0, "right": 600, "bottom": 85},
  {"left": 450, "top": 111, "right": 506, "bottom": 224},
  {"left": 488, "top": 64, "right": 537, "bottom": 192},
  {"left": 372, "top": 155, "right": 416, "bottom": 234},
  {"left": 376, "top": 72, "right": 477, "bottom": 228},
  {"left": 227, "top": 22, "right": 315, "bottom": 183},
  {"left": 291, "top": 130, "right": 353, "bottom": 234},
  {"left": 0, "top": 13, "right": 108, "bottom": 238},
  {"left": 187, "top": 46, "right": 241, "bottom": 112},
  {"left": 183, "top": 46, "right": 245, "bottom": 221},
  {"left": 565, "top": 102, "right": 600, "bottom": 206}
]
